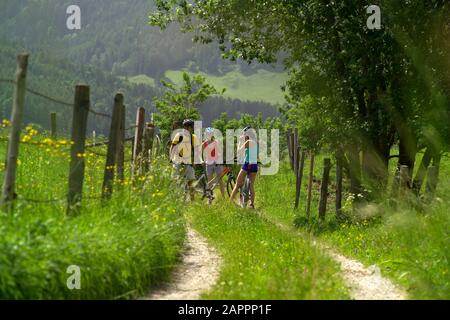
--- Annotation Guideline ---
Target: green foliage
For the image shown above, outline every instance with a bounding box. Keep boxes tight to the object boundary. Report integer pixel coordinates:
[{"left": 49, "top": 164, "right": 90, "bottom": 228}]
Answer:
[
  {"left": 0, "top": 41, "right": 280, "bottom": 137},
  {"left": 187, "top": 201, "right": 350, "bottom": 299},
  {"left": 154, "top": 72, "right": 222, "bottom": 139},
  {"left": 0, "top": 42, "right": 160, "bottom": 135},
  {"left": 165, "top": 69, "right": 288, "bottom": 105},
  {"left": 151, "top": 0, "right": 450, "bottom": 196},
  {"left": 199, "top": 97, "right": 280, "bottom": 127},
  {"left": 0, "top": 0, "right": 281, "bottom": 79},
  {"left": 0, "top": 131, "right": 185, "bottom": 299},
  {"left": 212, "top": 112, "right": 284, "bottom": 133},
  {"left": 211, "top": 112, "right": 286, "bottom": 154}
]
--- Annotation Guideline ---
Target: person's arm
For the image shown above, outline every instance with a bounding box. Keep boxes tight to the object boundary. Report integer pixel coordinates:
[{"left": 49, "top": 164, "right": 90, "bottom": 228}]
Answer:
[
  {"left": 169, "top": 133, "right": 181, "bottom": 160},
  {"left": 236, "top": 138, "right": 249, "bottom": 163},
  {"left": 237, "top": 139, "right": 249, "bottom": 153}
]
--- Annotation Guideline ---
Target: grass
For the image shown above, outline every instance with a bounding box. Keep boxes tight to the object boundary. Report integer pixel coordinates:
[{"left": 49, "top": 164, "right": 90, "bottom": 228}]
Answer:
[
  {"left": 164, "top": 69, "right": 288, "bottom": 105},
  {"left": 123, "top": 74, "right": 157, "bottom": 87},
  {"left": 187, "top": 200, "right": 350, "bottom": 300},
  {"left": 0, "top": 126, "right": 186, "bottom": 299},
  {"left": 256, "top": 155, "right": 450, "bottom": 300},
  {"left": 318, "top": 201, "right": 450, "bottom": 300},
  {"left": 2, "top": 122, "right": 447, "bottom": 300}
]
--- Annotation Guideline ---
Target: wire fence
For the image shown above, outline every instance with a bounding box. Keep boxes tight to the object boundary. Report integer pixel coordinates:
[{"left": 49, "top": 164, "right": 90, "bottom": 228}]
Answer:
[
  {"left": 1, "top": 60, "right": 159, "bottom": 211},
  {"left": 0, "top": 78, "right": 112, "bottom": 119},
  {"left": 16, "top": 194, "right": 108, "bottom": 204}
]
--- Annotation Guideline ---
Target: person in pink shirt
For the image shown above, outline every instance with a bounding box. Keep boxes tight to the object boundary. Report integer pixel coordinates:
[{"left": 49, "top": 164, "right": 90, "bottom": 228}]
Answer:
[{"left": 202, "top": 127, "right": 225, "bottom": 197}]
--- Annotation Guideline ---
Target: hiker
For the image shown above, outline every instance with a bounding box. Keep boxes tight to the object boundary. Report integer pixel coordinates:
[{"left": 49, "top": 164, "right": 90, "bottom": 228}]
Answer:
[
  {"left": 202, "top": 127, "right": 225, "bottom": 197},
  {"left": 170, "top": 119, "right": 201, "bottom": 200},
  {"left": 230, "top": 127, "right": 258, "bottom": 209}
]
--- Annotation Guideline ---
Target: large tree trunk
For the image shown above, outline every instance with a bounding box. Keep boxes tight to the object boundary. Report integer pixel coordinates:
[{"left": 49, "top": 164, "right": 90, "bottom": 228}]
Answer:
[
  {"left": 345, "top": 143, "right": 363, "bottom": 197},
  {"left": 426, "top": 151, "right": 442, "bottom": 197},
  {"left": 362, "top": 139, "right": 391, "bottom": 195},
  {"left": 360, "top": 85, "right": 395, "bottom": 196},
  {"left": 413, "top": 147, "right": 440, "bottom": 195},
  {"left": 412, "top": 147, "right": 433, "bottom": 194},
  {"left": 396, "top": 130, "right": 418, "bottom": 189}
]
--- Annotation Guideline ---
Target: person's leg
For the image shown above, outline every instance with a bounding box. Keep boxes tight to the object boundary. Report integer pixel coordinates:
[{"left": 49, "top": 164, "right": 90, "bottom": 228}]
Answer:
[
  {"left": 172, "top": 164, "right": 182, "bottom": 184},
  {"left": 249, "top": 172, "right": 257, "bottom": 208},
  {"left": 187, "top": 181, "right": 194, "bottom": 201},
  {"left": 230, "top": 168, "right": 247, "bottom": 203},
  {"left": 216, "top": 165, "right": 225, "bottom": 197},
  {"left": 206, "top": 165, "right": 215, "bottom": 190},
  {"left": 186, "top": 165, "right": 196, "bottom": 201},
  {"left": 219, "top": 178, "right": 225, "bottom": 197}
]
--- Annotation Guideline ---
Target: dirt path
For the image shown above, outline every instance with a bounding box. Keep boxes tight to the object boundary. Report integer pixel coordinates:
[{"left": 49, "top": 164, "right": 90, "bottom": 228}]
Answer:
[
  {"left": 144, "top": 210, "right": 406, "bottom": 300},
  {"left": 324, "top": 246, "right": 407, "bottom": 300},
  {"left": 256, "top": 210, "right": 408, "bottom": 300},
  {"left": 145, "top": 226, "right": 222, "bottom": 300}
]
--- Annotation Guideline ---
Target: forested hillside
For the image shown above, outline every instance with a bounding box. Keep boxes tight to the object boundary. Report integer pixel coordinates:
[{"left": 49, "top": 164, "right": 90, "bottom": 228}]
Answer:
[
  {"left": 0, "top": 40, "right": 159, "bottom": 134},
  {"left": 0, "top": 0, "right": 283, "bottom": 78},
  {"left": 0, "top": 43, "right": 280, "bottom": 133},
  {"left": 0, "top": 1, "right": 284, "bottom": 133}
]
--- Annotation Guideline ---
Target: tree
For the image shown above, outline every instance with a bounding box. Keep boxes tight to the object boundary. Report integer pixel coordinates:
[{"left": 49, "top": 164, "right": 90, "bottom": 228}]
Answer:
[
  {"left": 154, "top": 71, "right": 224, "bottom": 139},
  {"left": 150, "top": 0, "right": 450, "bottom": 199}
]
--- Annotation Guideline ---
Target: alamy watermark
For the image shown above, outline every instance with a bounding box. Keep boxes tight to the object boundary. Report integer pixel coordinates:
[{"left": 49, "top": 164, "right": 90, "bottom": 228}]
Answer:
[
  {"left": 367, "top": 5, "right": 382, "bottom": 30},
  {"left": 170, "top": 121, "right": 279, "bottom": 176},
  {"left": 66, "top": 265, "right": 81, "bottom": 290},
  {"left": 65, "top": 4, "right": 381, "bottom": 31},
  {"left": 66, "top": 5, "right": 81, "bottom": 30}
]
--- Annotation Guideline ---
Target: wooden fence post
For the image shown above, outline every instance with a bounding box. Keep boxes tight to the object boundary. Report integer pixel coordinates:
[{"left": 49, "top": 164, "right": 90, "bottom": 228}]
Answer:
[
  {"left": 116, "top": 104, "right": 125, "bottom": 182},
  {"left": 399, "top": 165, "right": 410, "bottom": 191},
  {"left": 102, "top": 93, "right": 124, "bottom": 199},
  {"left": 287, "top": 128, "right": 293, "bottom": 170},
  {"left": 336, "top": 157, "right": 343, "bottom": 216},
  {"left": 293, "top": 130, "right": 299, "bottom": 208},
  {"left": 306, "top": 151, "right": 315, "bottom": 221},
  {"left": 295, "top": 148, "right": 306, "bottom": 210},
  {"left": 142, "top": 123, "right": 155, "bottom": 173},
  {"left": 67, "top": 85, "right": 90, "bottom": 215},
  {"left": 50, "top": 112, "right": 57, "bottom": 139},
  {"left": 290, "top": 129, "right": 295, "bottom": 171},
  {"left": 155, "top": 134, "right": 161, "bottom": 157},
  {"left": 425, "top": 166, "right": 438, "bottom": 199},
  {"left": 131, "top": 137, "right": 135, "bottom": 163},
  {"left": 1, "top": 53, "right": 29, "bottom": 212},
  {"left": 318, "top": 158, "right": 331, "bottom": 221},
  {"left": 412, "top": 149, "right": 432, "bottom": 194},
  {"left": 132, "top": 107, "right": 145, "bottom": 175}
]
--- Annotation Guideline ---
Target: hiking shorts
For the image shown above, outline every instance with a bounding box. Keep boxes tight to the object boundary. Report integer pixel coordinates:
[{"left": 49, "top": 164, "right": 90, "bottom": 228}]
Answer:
[
  {"left": 206, "top": 164, "right": 224, "bottom": 177},
  {"left": 173, "top": 164, "right": 196, "bottom": 181},
  {"left": 242, "top": 163, "right": 258, "bottom": 173}
]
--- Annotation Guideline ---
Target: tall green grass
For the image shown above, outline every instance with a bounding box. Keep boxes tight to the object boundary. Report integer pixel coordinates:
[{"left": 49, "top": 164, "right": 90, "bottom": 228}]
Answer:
[
  {"left": 257, "top": 156, "right": 450, "bottom": 299},
  {"left": 0, "top": 129, "right": 186, "bottom": 299}
]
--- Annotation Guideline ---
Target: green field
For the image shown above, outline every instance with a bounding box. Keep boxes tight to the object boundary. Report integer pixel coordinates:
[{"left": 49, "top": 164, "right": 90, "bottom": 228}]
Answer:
[
  {"left": 164, "top": 69, "right": 288, "bottom": 105},
  {"left": 123, "top": 74, "right": 157, "bottom": 87}
]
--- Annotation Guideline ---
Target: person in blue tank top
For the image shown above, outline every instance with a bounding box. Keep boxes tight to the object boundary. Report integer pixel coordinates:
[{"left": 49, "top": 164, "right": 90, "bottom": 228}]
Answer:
[{"left": 230, "top": 126, "right": 258, "bottom": 209}]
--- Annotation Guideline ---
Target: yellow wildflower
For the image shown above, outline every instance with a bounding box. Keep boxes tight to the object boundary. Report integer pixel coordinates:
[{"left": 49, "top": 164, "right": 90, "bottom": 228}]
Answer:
[{"left": 42, "top": 138, "right": 53, "bottom": 145}]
